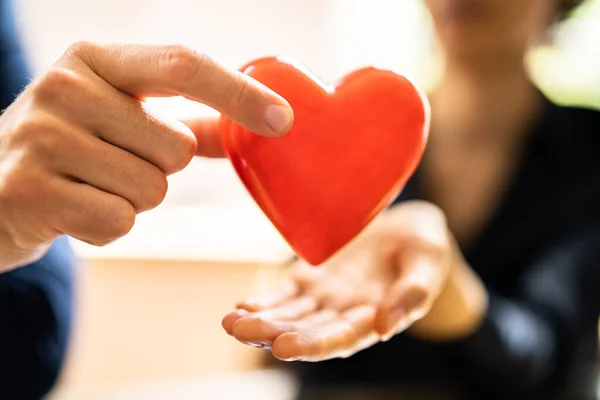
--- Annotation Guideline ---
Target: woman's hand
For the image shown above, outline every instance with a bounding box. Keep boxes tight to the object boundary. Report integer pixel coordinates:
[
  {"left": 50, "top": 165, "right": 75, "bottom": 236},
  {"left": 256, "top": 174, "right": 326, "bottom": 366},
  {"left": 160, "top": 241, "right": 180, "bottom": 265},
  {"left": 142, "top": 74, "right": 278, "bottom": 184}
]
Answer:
[
  {"left": 222, "top": 201, "right": 488, "bottom": 361},
  {"left": 0, "top": 42, "right": 293, "bottom": 272}
]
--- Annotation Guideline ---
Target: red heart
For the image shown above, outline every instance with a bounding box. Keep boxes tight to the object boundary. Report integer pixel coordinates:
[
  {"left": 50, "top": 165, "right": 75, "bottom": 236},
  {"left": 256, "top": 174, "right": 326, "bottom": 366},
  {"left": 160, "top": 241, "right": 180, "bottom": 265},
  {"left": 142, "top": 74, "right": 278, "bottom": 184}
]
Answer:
[{"left": 220, "top": 56, "right": 430, "bottom": 265}]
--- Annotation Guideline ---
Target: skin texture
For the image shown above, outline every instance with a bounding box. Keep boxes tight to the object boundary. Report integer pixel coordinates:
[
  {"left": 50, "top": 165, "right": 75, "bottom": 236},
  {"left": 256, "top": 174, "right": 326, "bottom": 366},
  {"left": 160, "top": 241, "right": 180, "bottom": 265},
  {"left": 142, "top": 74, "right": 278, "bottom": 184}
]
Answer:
[
  {"left": 223, "top": 202, "right": 487, "bottom": 361},
  {"left": 223, "top": 0, "right": 581, "bottom": 361},
  {"left": 0, "top": 42, "right": 294, "bottom": 272}
]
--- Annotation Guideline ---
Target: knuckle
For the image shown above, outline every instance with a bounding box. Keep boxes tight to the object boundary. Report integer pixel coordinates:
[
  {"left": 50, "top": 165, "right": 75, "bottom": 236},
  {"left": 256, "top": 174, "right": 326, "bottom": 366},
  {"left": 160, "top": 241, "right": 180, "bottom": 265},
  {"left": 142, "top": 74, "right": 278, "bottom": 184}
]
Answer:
[
  {"left": 11, "top": 114, "right": 47, "bottom": 143},
  {"left": 63, "top": 40, "right": 97, "bottom": 60},
  {"left": 176, "top": 134, "right": 197, "bottom": 169},
  {"left": 138, "top": 171, "right": 168, "bottom": 211},
  {"left": 227, "top": 75, "right": 252, "bottom": 107},
  {"left": 106, "top": 201, "right": 136, "bottom": 240},
  {"left": 159, "top": 45, "right": 205, "bottom": 88},
  {"left": 212, "top": 73, "right": 257, "bottom": 113},
  {"left": 0, "top": 164, "right": 45, "bottom": 203},
  {"left": 31, "top": 66, "right": 85, "bottom": 105},
  {"left": 11, "top": 113, "right": 64, "bottom": 159},
  {"left": 162, "top": 133, "right": 197, "bottom": 174},
  {"left": 85, "top": 238, "right": 113, "bottom": 247}
]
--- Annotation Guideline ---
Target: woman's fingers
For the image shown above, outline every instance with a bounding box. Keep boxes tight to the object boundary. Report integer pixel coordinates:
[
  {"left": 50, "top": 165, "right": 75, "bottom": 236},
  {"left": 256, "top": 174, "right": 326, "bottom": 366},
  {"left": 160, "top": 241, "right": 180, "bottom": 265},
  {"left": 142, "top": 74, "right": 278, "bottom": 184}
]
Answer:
[
  {"left": 374, "top": 251, "right": 449, "bottom": 339},
  {"left": 222, "top": 309, "right": 249, "bottom": 336},
  {"left": 248, "top": 296, "right": 319, "bottom": 322},
  {"left": 229, "top": 296, "right": 319, "bottom": 344},
  {"left": 236, "top": 278, "right": 300, "bottom": 312},
  {"left": 225, "top": 305, "right": 378, "bottom": 362},
  {"left": 225, "top": 308, "right": 340, "bottom": 347},
  {"left": 271, "top": 305, "right": 378, "bottom": 362}
]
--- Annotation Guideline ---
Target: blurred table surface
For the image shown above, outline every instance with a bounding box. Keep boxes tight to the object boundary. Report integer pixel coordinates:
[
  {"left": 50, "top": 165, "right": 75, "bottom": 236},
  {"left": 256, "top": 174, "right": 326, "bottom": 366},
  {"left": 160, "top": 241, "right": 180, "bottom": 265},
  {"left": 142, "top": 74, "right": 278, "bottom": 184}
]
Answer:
[
  {"left": 50, "top": 370, "right": 297, "bottom": 400},
  {"left": 48, "top": 251, "right": 600, "bottom": 399},
  {"left": 51, "top": 256, "right": 290, "bottom": 396}
]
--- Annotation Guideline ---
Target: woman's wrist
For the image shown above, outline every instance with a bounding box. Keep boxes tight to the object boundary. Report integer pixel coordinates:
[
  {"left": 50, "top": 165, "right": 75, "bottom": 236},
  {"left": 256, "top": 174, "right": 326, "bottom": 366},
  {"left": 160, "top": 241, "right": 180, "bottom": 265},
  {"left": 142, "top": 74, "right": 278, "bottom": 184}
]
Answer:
[{"left": 408, "top": 256, "right": 489, "bottom": 342}]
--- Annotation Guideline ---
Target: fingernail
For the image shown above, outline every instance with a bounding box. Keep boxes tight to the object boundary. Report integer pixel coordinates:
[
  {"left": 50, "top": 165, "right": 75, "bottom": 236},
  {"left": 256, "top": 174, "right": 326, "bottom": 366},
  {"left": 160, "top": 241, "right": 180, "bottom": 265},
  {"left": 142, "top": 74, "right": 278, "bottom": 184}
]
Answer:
[
  {"left": 261, "top": 342, "right": 272, "bottom": 351},
  {"left": 246, "top": 341, "right": 272, "bottom": 350},
  {"left": 281, "top": 357, "right": 301, "bottom": 362},
  {"left": 265, "top": 104, "right": 293, "bottom": 135}
]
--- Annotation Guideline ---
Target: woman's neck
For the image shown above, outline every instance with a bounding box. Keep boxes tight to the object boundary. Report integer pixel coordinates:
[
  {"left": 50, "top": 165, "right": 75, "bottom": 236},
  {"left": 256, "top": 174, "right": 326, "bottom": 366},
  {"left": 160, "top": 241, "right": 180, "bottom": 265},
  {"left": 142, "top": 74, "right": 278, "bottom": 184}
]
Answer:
[
  {"left": 429, "top": 52, "right": 542, "bottom": 148},
  {"left": 420, "top": 52, "right": 544, "bottom": 246}
]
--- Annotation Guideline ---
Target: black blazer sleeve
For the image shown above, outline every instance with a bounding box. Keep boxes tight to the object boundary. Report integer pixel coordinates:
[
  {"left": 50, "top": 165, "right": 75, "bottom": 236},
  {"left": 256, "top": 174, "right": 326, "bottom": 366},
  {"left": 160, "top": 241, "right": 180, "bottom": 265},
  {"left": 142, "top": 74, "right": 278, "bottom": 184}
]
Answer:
[{"left": 446, "top": 227, "right": 600, "bottom": 399}]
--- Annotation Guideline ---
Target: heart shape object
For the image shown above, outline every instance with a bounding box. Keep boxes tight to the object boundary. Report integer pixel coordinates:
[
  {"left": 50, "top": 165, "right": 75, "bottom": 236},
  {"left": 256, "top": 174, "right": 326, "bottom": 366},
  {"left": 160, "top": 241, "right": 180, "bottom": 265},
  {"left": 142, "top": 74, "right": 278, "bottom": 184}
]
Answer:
[{"left": 220, "top": 56, "right": 430, "bottom": 265}]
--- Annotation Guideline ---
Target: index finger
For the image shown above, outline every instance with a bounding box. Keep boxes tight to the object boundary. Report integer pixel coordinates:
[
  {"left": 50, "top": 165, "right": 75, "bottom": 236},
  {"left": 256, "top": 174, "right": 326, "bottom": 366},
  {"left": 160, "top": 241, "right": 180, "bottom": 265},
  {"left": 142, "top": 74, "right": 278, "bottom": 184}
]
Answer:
[{"left": 62, "top": 42, "right": 294, "bottom": 137}]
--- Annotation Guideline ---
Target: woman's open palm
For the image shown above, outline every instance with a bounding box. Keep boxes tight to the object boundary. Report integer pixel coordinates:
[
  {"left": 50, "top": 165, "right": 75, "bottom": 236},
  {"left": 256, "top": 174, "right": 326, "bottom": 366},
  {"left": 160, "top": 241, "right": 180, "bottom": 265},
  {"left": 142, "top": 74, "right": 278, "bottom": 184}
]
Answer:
[{"left": 222, "top": 201, "right": 455, "bottom": 362}]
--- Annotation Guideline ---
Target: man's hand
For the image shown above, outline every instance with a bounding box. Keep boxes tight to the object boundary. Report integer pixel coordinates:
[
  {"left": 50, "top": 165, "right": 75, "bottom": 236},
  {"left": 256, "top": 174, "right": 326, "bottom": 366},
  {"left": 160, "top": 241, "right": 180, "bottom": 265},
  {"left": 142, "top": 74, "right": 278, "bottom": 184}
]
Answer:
[{"left": 0, "top": 42, "right": 294, "bottom": 271}]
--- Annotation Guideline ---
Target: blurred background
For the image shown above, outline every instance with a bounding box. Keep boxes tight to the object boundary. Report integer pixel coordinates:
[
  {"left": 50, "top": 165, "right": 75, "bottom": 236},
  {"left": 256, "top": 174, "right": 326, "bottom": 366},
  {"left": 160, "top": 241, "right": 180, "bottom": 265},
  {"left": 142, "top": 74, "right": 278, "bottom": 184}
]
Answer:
[{"left": 9, "top": 0, "right": 599, "bottom": 398}]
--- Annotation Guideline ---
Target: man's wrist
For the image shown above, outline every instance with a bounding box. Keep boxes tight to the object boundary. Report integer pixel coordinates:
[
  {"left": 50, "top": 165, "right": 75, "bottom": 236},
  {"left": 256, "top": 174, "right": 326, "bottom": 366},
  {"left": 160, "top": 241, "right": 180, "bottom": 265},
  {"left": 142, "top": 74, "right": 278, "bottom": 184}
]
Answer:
[{"left": 0, "top": 222, "right": 46, "bottom": 273}]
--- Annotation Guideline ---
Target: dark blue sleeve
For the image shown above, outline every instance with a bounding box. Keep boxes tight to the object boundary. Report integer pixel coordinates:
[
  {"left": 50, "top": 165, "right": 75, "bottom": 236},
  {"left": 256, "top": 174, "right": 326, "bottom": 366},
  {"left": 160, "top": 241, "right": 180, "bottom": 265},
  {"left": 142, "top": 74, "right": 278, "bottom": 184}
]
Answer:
[
  {"left": 0, "top": 0, "right": 31, "bottom": 109},
  {"left": 0, "top": 238, "right": 76, "bottom": 400},
  {"left": 1, "top": 1, "right": 77, "bottom": 399}
]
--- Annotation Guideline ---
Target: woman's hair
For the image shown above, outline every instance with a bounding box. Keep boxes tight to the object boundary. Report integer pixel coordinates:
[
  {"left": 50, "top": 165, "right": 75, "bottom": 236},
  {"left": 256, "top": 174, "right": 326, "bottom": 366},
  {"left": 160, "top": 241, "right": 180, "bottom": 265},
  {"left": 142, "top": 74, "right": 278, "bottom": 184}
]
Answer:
[{"left": 557, "top": 0, "right": 587, "bottom": 20}]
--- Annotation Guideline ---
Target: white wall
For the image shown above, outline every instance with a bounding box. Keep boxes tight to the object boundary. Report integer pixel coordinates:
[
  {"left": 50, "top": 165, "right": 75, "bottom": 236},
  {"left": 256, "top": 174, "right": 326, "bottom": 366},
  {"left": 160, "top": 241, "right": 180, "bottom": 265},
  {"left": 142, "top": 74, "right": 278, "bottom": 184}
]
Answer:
[
  {"left": 12, "top": 0, "right": 434, "bottom": 262},
  {"left": 12, "top": 0, "right": 600, "bottom": 262}
]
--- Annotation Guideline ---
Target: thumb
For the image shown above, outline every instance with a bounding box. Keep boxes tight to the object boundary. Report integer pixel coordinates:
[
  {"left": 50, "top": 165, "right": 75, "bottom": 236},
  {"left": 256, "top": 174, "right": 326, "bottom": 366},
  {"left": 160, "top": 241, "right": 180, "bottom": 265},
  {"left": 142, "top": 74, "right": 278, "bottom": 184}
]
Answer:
[
  {"left": 181, "top": 117, "right": 225, "bottom": 158},
  {"left": 374, "top": 251, "right": 446, "bottom": 340}
]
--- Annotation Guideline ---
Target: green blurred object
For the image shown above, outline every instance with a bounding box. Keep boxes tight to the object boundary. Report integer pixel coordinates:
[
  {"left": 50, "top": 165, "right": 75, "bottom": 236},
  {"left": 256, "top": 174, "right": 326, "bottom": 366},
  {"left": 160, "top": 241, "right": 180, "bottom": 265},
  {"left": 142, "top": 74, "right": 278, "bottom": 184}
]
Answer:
[
  {"left": 529, "top": 0, "right": 600, "bottom": 109},
  {"left": 412, "top": 0, "right": 600, "bottom": 109}
]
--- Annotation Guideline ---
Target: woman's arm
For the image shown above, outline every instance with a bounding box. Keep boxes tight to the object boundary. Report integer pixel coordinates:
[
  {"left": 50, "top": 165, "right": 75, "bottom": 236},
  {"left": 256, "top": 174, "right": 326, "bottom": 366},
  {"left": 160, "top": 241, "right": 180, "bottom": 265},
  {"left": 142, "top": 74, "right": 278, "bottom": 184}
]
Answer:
[
  {"left": 409, "top": 236, "right": 489, "bottom": 341},
  {"left": 410, "top": 227, "right": 600, "bottom": 397}
]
